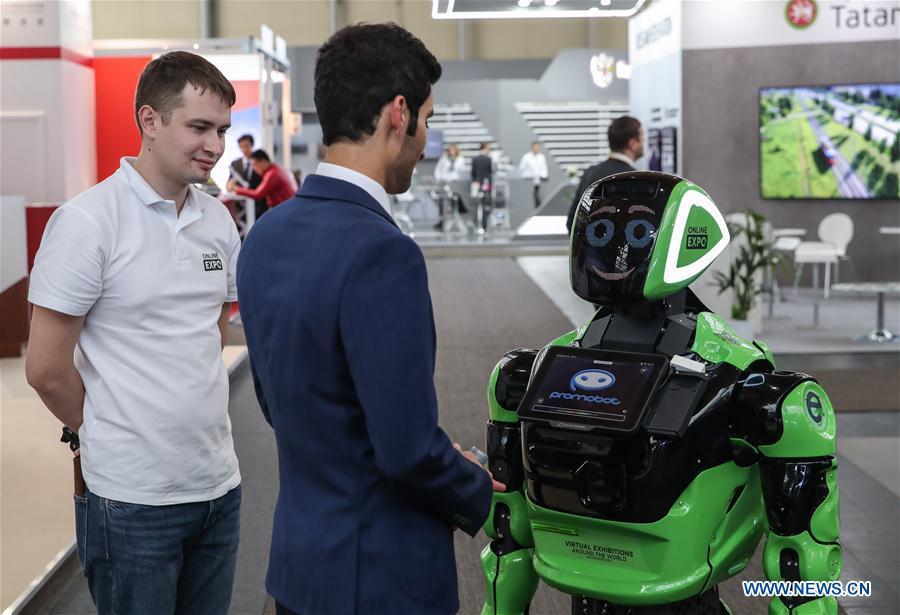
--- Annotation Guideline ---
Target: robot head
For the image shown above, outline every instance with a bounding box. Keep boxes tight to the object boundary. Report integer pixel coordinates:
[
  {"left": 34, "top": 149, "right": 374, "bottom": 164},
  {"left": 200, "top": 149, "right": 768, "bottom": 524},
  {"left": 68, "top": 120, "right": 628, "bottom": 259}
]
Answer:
[{"left": 569, "top": 171, "right": 729, "bottom": 305}]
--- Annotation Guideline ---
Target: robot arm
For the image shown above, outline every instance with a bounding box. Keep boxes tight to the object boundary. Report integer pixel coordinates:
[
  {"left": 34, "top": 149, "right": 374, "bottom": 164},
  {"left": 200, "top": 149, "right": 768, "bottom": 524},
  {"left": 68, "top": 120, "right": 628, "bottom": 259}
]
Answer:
[
  {"left": 482, "top": 350, "right": 540, "bottom": 615},
  {"left": 732, "top": 373, "right": 841, "bottom": 614}
]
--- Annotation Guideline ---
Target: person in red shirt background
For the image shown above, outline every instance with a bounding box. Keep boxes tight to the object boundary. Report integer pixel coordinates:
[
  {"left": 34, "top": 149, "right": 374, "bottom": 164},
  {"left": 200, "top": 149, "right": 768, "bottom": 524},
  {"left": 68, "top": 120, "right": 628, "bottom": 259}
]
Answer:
[{"left": 227, "top": 149, "right": 297, "bottom": 215}]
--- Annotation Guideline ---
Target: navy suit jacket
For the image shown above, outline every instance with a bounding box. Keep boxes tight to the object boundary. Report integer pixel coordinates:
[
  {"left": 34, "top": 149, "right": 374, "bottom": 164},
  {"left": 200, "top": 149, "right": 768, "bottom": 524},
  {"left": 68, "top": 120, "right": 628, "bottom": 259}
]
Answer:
[{"left": 236, "top": 174, "right": 493, "bottom": 614}]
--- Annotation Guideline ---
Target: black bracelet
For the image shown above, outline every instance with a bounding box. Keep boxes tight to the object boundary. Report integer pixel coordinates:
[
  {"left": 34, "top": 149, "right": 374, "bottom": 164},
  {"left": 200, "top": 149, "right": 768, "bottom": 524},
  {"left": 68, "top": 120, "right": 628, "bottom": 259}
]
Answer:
[{"left": 60, "top": 426, "right": 80, "bottom": 452}]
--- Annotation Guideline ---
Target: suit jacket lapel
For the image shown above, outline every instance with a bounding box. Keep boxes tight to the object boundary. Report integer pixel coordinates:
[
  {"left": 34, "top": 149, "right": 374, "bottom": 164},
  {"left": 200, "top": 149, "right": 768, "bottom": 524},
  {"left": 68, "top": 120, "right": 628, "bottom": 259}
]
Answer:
[{"left": 298, "top": 175, "right": 397, "bottom": 228}]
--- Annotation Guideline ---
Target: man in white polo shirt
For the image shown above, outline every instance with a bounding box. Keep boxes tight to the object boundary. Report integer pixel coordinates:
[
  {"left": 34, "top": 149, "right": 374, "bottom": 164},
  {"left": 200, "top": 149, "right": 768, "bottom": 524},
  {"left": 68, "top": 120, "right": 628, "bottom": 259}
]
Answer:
[{"left": 26, "top": 51, "right": 241, "bottom": 615}]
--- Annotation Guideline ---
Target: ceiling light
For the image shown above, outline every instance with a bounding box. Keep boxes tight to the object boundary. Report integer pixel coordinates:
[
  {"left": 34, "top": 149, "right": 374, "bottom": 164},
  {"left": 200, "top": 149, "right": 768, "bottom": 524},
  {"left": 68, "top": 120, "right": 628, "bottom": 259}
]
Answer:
[
  {"left": 600, "top": 0, "right": 612, "bottom": 5},
  {"left": 432, "top": 0, "right": 649, "bottom": 19}
]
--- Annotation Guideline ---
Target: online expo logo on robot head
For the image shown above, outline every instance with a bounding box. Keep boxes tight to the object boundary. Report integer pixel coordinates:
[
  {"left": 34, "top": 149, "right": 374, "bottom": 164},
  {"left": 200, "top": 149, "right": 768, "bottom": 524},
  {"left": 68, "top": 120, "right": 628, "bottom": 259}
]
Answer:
[{"left": 548, "top": 369, "right": 621, "bottom": 405}]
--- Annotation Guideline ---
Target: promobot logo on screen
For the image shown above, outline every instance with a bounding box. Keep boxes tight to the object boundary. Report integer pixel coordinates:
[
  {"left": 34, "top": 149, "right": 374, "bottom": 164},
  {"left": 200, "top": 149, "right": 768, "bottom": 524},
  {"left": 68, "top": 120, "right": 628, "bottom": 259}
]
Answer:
[
  {"left": 786, "top": 0, "right": 817, "bottom": 28},
  {"left": 570, "top": 369, "right": 616, "bottom": 392}
]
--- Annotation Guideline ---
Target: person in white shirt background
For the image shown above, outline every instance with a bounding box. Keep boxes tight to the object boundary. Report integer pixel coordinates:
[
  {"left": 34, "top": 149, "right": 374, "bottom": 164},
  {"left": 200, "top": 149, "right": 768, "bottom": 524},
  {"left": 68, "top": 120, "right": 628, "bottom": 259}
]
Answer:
[
  {"left": 433, "top": 142, "right": 469, "bottom": 227},
  {"left": 518, "top": 140, "right": 549, "bottom": 208},
  {"left": 434, "top": 142, "right": 465, "bottom": 183}
]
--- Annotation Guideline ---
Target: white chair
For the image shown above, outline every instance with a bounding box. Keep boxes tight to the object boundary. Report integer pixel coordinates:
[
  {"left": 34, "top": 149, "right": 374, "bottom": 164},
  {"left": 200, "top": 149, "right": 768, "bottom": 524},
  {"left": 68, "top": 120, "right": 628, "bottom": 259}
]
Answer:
[
  {"left": 793, "top": 241, "right": 838, "bottom": 298},
  {"left": 817, "top": 213, "right": 854, "bottom": 284},
  {"left": 793, "top": 213, "right": 854, "bottom": 298}
]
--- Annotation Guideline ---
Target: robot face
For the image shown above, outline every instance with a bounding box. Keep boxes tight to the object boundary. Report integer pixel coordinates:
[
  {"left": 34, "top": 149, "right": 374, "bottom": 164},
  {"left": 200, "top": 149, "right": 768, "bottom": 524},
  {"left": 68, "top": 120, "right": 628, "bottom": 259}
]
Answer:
[
  {"left": 570, "top": 174, "right": 667, "bottom": 305},
  {"left": 570, "top": 172, "right": 729, "bottom": 305},
  {"left": 583, "top": 204, "right": 660, "bottom": 278}
]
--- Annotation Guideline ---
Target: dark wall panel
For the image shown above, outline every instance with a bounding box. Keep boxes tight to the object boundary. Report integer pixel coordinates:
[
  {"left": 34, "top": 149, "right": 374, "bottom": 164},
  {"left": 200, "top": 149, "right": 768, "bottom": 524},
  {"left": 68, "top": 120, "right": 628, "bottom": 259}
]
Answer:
[{"left": 682, "top": 40, "right": 900, "bottom": 282}]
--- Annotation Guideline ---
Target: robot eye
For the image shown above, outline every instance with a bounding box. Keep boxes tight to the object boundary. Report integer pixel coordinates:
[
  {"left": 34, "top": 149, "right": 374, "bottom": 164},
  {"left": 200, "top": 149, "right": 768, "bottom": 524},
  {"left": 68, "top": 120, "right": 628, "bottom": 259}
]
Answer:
[
  {"left": 625, "top": 219, "right": 656, "bottom": 249},
  {"left": 585, "top": 219, "right": 615, "bottom": 248}
]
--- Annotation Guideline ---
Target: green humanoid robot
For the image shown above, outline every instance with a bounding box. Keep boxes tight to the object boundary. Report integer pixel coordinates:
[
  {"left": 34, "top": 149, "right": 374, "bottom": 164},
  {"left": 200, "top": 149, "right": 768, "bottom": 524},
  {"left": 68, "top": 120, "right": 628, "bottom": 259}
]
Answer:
[{"left": 481, "top": 172, "right": 840, "bottom": 615}]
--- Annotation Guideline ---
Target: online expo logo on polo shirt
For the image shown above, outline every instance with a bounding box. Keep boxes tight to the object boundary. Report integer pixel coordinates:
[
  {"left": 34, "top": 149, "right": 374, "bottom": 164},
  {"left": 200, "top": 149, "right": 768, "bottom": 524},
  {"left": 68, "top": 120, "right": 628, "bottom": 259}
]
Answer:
[
  {"left": 202, "top": 252, "right": 224, "bottom": 271},
  {"left": 786, "top": 0, "right": 817, "bottom": 28}
]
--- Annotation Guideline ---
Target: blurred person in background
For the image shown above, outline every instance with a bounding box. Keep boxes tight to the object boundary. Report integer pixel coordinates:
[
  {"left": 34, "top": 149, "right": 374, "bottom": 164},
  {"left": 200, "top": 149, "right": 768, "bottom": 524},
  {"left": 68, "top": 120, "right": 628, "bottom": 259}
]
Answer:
[
  {"left": 470, "top": 141, "right": 494, "bottom": 229},
  {"left": 470, "top": 141, "right": 493, "bottom": 196},
  {"left": 566, "top": 115, "right": 644, "bottom": 231},
  {"left": 433, "top": 142, "right": 468, "bottom": 228},
  {"left": 518, "top": 140, "right": 549, "bottom": 208},
  {"left": 228, "top": 149, "right": 297, "bottom": 213},
  {"left": 230, "top": 133, "right": 266, "bottom": 219},
  {"left": 435, "top": 142, "right": 465, "bottom": 183}
]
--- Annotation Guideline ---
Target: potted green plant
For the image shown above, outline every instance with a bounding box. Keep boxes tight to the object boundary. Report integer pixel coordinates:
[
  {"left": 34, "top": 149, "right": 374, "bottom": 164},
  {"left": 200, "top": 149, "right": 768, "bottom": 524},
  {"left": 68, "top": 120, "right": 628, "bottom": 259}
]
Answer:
[{"left": 713, "top": 210, "right": 779, "bottom": 335}]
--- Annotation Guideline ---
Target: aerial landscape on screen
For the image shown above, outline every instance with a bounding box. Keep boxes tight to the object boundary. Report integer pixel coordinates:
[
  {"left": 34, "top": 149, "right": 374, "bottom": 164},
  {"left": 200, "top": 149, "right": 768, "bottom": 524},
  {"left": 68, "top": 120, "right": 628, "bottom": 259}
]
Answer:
[{"left": 760, "top": 83, "right": 900, "bottom": 199}]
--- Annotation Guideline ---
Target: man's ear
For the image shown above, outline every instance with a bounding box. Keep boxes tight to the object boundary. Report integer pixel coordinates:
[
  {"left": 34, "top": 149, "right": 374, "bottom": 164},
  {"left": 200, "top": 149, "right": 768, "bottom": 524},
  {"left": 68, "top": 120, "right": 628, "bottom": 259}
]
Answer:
[
  {"left": 387, "top": 95, "right": 409, "bottom": 134},
  {"left": 137, "top": 104, "right": 159, "bottom": 139}
]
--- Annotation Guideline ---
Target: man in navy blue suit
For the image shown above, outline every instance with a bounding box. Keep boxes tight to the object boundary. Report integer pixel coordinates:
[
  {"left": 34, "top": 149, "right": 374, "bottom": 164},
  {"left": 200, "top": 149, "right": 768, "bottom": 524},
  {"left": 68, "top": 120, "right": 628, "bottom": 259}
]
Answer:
[{"left": 236, "top": 23, "right": 503, "bottom": 615}]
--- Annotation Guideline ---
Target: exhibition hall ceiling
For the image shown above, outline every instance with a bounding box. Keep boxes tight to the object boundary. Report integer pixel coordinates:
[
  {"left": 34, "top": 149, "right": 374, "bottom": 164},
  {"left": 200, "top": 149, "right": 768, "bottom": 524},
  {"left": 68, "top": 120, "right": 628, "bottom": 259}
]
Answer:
[{"left": 432, "top": 0, "right": 646, "bottom": 19}]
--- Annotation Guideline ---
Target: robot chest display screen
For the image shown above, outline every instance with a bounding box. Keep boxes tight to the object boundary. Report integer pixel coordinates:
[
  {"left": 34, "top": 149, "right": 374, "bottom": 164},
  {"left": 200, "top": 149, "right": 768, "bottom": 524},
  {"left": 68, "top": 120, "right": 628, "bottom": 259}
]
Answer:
[{"left": 519, "top": 347, "right": 667, "bottom": 432}]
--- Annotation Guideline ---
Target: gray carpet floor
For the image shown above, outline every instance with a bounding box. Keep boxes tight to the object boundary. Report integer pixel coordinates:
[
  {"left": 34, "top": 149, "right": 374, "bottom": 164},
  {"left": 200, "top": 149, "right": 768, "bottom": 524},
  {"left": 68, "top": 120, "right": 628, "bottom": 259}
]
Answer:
[{"left": 428, "top": 257, "right": 574, "bottom": 615}]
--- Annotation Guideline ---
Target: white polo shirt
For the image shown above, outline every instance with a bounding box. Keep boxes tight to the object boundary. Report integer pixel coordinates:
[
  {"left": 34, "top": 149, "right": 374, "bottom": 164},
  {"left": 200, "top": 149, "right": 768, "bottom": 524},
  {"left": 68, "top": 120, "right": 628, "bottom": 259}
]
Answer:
[{"left": 29, "top": 157, "right": 241, "bottom": 505}]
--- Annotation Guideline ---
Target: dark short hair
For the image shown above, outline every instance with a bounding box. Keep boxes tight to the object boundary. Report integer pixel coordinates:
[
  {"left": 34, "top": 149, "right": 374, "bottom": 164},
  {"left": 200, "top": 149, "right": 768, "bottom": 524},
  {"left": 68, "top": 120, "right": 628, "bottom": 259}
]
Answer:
[
  {"left": 608, "top": 116, "right": 642, "bottom": 152},
  {"left": 134, "top": 51, "right": 236, "bottom": 134},
  {"left": 238, "top": 134, "right": 254, "bottom": 146},
  {"left": 250, "top": 149, "right": 271, "bottom": 162},
  {"left": 314, "top": 23, "right": 441, "bottom": 146}
]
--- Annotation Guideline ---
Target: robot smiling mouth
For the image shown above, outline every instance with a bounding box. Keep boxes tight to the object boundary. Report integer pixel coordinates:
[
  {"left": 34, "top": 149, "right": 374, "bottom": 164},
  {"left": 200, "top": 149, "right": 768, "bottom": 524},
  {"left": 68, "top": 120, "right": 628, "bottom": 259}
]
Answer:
[{"left": 591, "top": 265, "right": 635, "bottom": 280}]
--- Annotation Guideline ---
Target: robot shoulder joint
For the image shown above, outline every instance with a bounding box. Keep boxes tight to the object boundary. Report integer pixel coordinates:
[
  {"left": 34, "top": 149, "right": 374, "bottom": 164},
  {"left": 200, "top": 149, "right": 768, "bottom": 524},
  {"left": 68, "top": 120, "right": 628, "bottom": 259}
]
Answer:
[
  {"left": 758, "top": 377, "right": 836, "bottom": 458},
  {"left": 489, "top": 348, "right": 538, "bottom": 421}
]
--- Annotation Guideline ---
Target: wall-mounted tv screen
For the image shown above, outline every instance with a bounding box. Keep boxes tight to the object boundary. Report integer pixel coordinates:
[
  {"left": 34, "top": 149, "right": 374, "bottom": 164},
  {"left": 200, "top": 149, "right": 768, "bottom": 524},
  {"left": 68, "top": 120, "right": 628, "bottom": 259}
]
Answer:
[{"left": 759, "top": 83, "right": 899, "bottom": 199}]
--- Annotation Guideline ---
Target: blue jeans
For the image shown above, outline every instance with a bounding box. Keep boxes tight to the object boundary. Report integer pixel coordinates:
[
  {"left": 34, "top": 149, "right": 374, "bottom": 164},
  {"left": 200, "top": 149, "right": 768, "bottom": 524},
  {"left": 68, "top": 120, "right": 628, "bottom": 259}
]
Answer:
[{"left": 74, "top": 485, "right": 241, "bottom": 615}]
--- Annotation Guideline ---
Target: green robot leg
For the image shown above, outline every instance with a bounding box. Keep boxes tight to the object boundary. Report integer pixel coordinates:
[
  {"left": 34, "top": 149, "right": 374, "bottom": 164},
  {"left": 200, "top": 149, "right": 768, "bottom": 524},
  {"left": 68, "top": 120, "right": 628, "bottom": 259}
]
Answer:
[
  {"left": 481, "top": 494, "right": 539, "bottom": 615},
  {"left": 481, "top": 543, "right": 538, "bottom": 615},
  {"left": 769, "top": 596, "right": 838, "bottom": 615}
]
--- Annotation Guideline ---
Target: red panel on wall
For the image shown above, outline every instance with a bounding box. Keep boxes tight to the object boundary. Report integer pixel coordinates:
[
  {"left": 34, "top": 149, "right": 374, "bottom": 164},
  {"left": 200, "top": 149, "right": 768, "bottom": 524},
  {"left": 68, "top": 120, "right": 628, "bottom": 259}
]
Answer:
[
  {"left": 232, "top": 80, "right": 260, "bottom": 111},
  {"left": 94, "top": 56, "right": 150, "bottom": 182},
  {"left": 25, "top": 205, "right": 60, "bottom": 273}
]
